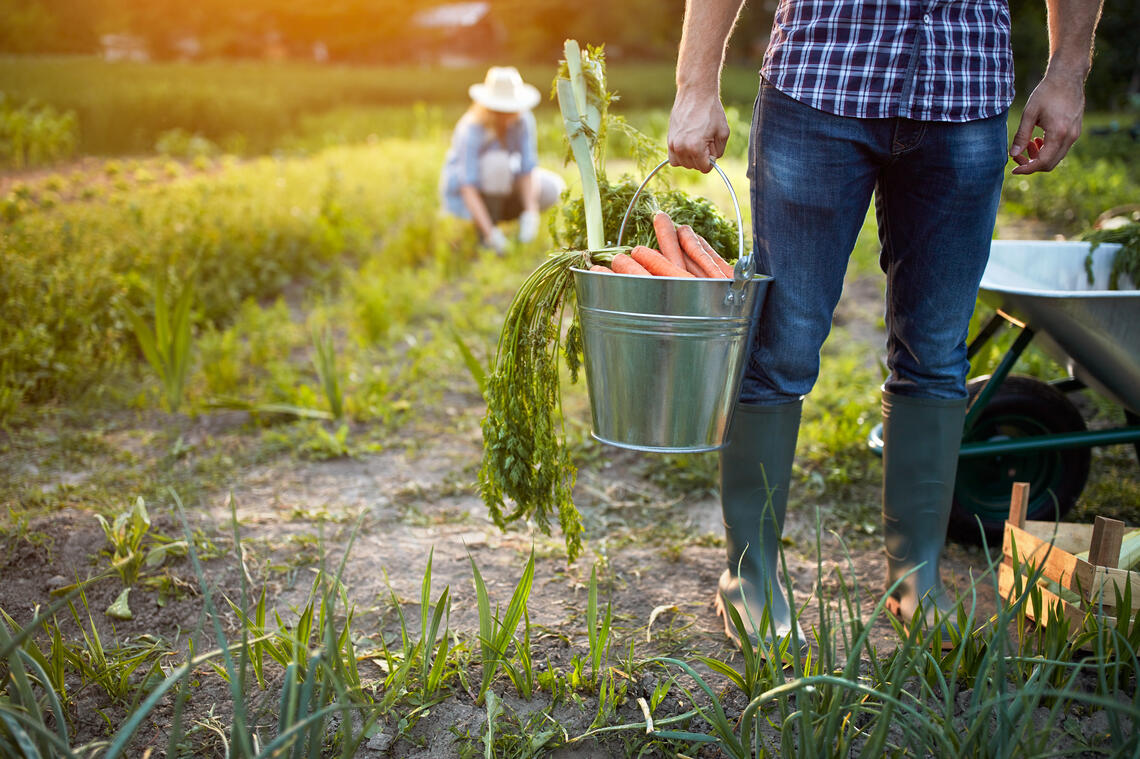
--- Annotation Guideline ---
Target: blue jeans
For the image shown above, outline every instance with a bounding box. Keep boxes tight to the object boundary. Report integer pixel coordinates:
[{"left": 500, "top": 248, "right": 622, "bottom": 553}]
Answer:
[{"left": 739, "top": 81, "right": 1008, "bottom": 404}]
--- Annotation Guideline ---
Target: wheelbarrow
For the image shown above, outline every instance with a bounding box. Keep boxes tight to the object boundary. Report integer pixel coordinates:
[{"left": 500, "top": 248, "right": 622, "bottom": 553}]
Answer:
[{"left": 869, "top": 239, "right": 1140, "bottom": 545}]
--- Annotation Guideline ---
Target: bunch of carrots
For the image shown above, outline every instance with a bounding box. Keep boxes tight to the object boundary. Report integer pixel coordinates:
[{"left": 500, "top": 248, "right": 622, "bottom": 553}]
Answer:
[{"left": 589, "top": 210, "right": 735, "bottom": 279}]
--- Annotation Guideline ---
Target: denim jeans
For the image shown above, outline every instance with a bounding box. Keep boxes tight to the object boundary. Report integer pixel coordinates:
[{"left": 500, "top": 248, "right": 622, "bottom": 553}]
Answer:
[{"left": 739, "top": 80, "right": 1008, "bottom": 404}]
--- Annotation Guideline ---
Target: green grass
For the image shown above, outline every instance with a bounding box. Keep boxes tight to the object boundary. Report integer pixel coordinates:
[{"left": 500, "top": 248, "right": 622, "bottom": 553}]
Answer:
[{"left": 13, "top": 518, "right": 1136, "bottom": 757}]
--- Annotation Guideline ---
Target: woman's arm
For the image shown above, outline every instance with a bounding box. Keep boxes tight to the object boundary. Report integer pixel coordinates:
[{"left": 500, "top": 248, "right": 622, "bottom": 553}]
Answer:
[{"left": 460, "top": 184, "right": 499, "bottom": 241}]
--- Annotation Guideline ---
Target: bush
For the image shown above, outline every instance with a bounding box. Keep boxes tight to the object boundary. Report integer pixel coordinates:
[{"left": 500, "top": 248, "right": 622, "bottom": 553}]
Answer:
[{"left": 0, "top": 140, "right": 444, "bottom": 412}]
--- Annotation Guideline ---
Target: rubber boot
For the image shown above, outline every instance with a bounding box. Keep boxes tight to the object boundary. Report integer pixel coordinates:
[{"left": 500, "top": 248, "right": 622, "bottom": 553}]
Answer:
[
  {"left": 715, "top": 400, "right": 805, "bottom": 649},
  {"left": 880, "top": 391, "right": 967, "bottom": 639}
]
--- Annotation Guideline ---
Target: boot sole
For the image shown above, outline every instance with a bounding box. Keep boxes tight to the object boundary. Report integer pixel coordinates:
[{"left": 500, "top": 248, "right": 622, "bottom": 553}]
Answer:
[
  {"left": 885, "top": 595, "right": 958, "bottom": 651},
  {"left": 714, "top": 591, "right": 806, "bottom": 660}
]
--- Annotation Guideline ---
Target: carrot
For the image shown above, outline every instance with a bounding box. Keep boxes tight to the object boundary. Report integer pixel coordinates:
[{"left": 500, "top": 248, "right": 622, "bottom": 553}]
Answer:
[
  {"left": 695, "top": 233, "right": 736, "bottom": 277},
  {"left": 680, "top": 252, "right": 706, "bottom": 277},
  {"left": 589, "top": 264, "right": 614, "bottom": 273},
  {"left": 677, "top": 225, "right": 729, "bottom": 278},
  {"left": 631, "top": 245, "right": 694, "bottom": 278},
  {"left": 652, "top": 211, "right": 686, "bottom": 269},
  {"left": 610, "top": 252, "right": 652, "bottom": 276}
]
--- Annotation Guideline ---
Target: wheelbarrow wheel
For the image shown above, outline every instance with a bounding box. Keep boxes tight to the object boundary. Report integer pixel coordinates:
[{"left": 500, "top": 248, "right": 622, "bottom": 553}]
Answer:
[{"left": 949, "top": 375, "right": 1091, "bottom": 546}]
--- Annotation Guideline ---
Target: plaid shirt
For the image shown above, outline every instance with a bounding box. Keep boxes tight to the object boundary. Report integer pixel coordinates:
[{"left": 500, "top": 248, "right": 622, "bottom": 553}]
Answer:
[{"left": 761, "top": 0, "right": 1014, "bottom": 121}]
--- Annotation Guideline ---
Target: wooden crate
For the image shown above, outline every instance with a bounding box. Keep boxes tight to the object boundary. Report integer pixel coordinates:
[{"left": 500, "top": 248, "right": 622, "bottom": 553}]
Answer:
[{"left": 999, "top": 482, "right": 1140, "bottom": 633}]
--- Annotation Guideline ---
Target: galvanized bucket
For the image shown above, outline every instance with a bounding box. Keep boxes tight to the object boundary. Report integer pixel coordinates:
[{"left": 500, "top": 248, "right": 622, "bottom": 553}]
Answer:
[{"left": 572, "top": 159, "right": 771, "bottom": 452}]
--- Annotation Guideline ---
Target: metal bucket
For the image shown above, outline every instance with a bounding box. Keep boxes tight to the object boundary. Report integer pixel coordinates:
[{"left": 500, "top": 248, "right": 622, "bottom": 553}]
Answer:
[{"left": 572, "top": 160, "right": 771, "bottom": 452}]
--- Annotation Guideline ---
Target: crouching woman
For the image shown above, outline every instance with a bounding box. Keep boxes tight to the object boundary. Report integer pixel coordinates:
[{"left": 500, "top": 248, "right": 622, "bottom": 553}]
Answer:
[{"left": 440, "top": 66, "right": 566, "bottom": 253}]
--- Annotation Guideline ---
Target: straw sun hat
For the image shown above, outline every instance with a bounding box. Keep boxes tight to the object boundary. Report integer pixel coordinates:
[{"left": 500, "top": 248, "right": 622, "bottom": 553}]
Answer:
[{"left": 469, "top": 66, "right": 541, "bottom": 113}]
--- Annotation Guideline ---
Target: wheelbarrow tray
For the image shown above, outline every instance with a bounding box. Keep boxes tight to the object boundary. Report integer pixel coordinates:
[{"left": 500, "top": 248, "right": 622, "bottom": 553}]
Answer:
[{"left": 980, "top": 240, "right": 1139, "bottom": 414}]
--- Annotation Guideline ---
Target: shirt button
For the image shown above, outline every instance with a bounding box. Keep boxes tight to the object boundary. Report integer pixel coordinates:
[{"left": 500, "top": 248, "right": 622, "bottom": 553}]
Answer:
[{"left": 923, "top": 13, "right": 932, "bottom": 23}]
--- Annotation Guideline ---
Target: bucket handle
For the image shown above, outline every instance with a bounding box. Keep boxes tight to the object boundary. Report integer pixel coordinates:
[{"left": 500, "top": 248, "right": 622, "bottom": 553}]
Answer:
[{"left": 616, "top": 158, "right": 754, "bottom": 307}]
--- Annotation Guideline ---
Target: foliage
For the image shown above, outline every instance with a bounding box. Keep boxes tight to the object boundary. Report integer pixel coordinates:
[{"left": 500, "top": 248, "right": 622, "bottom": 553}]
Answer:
[
  {"left": 0, "top": 141, "right": 440, "bottom": 416},
  {"left": 125, "top": 276, "right": 195, "bottom": 413},
  {"left": 552, "top": 173, "right": 741, "bottom": 259},
  {"left": 1000, "top": 128, "right": 1140, "bottom": 235},
  {"left": 1083, "top": 218, "right": 1140, "bottom": 290},
  {"left": 478, "top": 250, "right": 587, "bottom": 558},
  {"left": 94, "top": 497, "right": 187, "bottom": 593},
  {"left": 480, "top": 46, "right": 744, "bottom": 561},
  {"left": 0, "top": 94, "right": 77, "bottom": 170}
]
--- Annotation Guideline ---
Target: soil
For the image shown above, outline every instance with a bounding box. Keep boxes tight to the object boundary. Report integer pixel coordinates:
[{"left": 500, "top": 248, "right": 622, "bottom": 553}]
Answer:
[{"left": 0, "top": 216, "right": 1125, "bottom": 757}]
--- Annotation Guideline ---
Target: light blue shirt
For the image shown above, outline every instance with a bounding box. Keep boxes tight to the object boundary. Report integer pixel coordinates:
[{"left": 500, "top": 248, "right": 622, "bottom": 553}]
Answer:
[{"left": 439, "top": 110, "right": 539, "bottom": 218}]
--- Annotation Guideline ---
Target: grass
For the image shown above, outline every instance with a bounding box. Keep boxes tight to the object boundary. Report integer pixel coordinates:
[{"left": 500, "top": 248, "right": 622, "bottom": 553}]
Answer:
[{"left": 2, "top": 481, "right": 1139, "bottom": 756}]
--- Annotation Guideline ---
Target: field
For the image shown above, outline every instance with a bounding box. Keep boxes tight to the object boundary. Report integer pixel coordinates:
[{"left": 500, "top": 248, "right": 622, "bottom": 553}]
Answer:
[{"left": 2, "top": 57, "right": 1140, "bottom": 757}]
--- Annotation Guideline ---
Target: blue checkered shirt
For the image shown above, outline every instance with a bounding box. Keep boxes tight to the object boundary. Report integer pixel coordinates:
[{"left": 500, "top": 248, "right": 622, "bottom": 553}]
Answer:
[{"left": 761, "top": 0, "right": 1014, "bottom": 121}]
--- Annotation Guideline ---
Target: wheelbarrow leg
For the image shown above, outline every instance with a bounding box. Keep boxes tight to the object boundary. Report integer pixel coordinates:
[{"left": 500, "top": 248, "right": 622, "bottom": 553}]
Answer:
[
  {"left": 1127, "top": 410, "right": 1140, "bottom": 465},
  {"left": 964, "top": 324, "right": 1035, "bottom": 434}
]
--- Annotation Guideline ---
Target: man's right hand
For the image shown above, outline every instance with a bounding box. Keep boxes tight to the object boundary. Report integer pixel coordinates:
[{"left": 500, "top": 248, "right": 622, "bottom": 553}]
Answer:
[
  {"left": 668, "top": 88, "right": 730, "bottom": 173},
  {"left": 667, "top": 0, "right": 746, "bottom": 173}
]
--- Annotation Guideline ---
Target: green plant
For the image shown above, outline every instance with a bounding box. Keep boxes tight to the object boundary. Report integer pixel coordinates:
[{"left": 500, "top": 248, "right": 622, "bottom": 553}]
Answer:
[
  {"left": 0, "top": 95, "right": 77, "bottom": 170},
  {"left": 0, "top": 611, "right": 75, "bottom": 757},
  {"left": 1083, "top": 218, "right": 1140, "bottom": 290},
  {"left": 449, "top": 327, "right": 488, "bottom": 397},
  {"left": 581, "top": 564, "right": 614, "bottom": 690},
  {"left": 470, "top": 550, "right": 535, "bottom": 704},
  {"left": 170, "top": 491, "right": 377, "bottom": 758},
  {"left": 94, "top": 496, "right": 186, "bottom": 593},
  {"left": 125, "top": 276, "right": 195, "bottom": 413},
  {"left": 63, "top": 594, "right": 171, "bottom": 710},
  {"left": 311, "top": 324, "right": 345, "bottom": 420},
  {"left": 416, "top": 550, "right": 453, "bottom": 704}
]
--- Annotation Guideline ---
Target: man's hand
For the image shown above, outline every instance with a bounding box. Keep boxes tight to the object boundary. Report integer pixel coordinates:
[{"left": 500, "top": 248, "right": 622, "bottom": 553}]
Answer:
[
  {"left": 1009, "top": 72, "right": 1086, "bottom": 175},
  {"left": 668, "top": 88, "right": 730, "bottom": 173},
  {"left": 667, "top": 0, "right": 747, "bottom": 173},
  {"left": 1010, "top": 0, "right": 1102, "bottom": 175}
]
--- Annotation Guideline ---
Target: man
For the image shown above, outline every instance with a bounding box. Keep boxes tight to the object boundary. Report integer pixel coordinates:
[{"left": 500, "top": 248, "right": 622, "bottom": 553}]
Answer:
[{"left": 668, "top": 0, "right": 1102, "bottom": 647}]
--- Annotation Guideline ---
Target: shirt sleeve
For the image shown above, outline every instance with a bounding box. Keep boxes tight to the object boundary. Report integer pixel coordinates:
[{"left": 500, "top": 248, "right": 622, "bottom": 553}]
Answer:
[
  {"left": 457, "top": 121, "right": 483, "bottom": 187},
  {"left": 517, "top": 111, "right": 538, "bottom": 175}
]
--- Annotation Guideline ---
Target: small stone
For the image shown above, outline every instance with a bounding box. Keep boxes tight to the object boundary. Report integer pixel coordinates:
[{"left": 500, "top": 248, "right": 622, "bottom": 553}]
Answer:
[{"left": 366, "top": 732, "right": 393, "bottom": 752}]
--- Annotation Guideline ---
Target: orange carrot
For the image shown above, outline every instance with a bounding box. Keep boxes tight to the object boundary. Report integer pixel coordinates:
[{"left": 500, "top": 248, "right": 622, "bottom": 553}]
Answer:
[
  {"left": 680, "top": 252, "right": 706, "bottom": 277},
  {"left": 631, "top": 245, "right": 694, "bottom": 278},
  {"left": 610, "top": 252, "right": 652, "bottom": 276},
  {"left": 677, "top": 225, "right": 729, "bottom": 278},
  {"left": 589, "top": 264, "right": 614, "bottom": 273},
  {"left": 695, "top": 233, "right": 735, "bottom": 277},
  {"left": 652, "top": 211, "right": 686, "bottom": 269}
]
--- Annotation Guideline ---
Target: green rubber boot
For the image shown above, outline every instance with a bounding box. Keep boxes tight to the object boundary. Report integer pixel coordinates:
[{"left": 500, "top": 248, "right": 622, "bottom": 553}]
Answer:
[
  {"left": 716, "top": 400, "right": 805, "bottom": 649},
  {"left": 880, "top": 391, "right": 967, "bottom": 637}
]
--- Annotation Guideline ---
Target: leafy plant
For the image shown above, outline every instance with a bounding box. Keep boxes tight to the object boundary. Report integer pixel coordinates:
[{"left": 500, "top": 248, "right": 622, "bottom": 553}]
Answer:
[
  {"left": 95, "top": 496, "right": 186, "bottom": 593},
  {"left": 1083, "top": 217, "right": 1140, "bottom": 289},
  {"left": 583, "top": 564, "right": 614, "bottom": 689},
  {"left": 311, "top": 324, "right": 345, "bottom": 420},
  {"left": 478, "top": 249, "right": 588, "bottom": 559},
  {"left": 125, "top": 276, "right": 195, "bottom": 413},
  {"left": 470, "top": 550, "right": 535, "bottom": 704},
  {"left": 0, "top": 95, "right": 78, "bottom": 170}
]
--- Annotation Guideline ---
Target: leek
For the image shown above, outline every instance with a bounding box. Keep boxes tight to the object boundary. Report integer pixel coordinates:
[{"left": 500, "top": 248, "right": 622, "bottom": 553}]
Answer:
[{"left": 557, "top": 40, "right": 607, "bottom": 251}]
